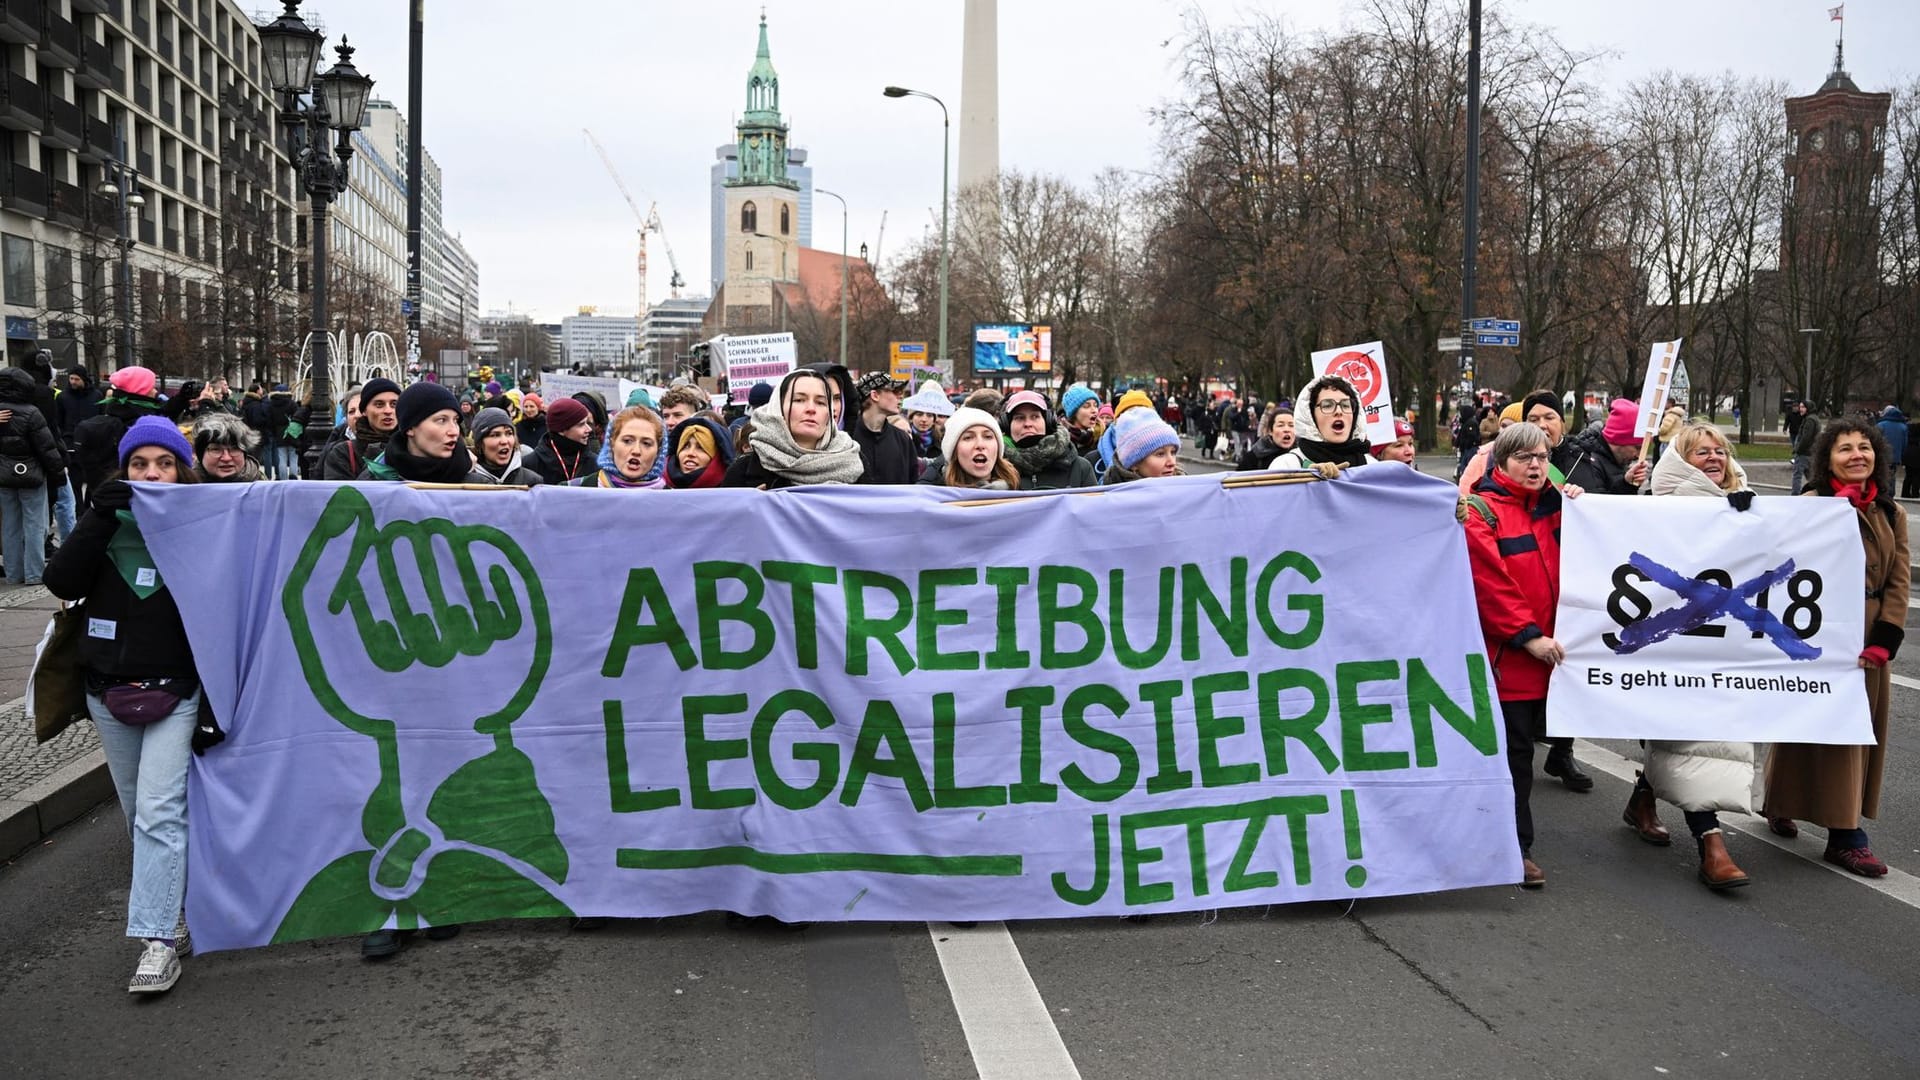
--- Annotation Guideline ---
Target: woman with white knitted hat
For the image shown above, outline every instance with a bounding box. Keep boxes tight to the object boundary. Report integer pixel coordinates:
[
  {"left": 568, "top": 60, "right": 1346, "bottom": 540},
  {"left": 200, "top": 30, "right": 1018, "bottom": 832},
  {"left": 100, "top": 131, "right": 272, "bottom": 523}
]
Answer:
[{"left": 919, "top": 406, "right": 1027, "bottom": 490}]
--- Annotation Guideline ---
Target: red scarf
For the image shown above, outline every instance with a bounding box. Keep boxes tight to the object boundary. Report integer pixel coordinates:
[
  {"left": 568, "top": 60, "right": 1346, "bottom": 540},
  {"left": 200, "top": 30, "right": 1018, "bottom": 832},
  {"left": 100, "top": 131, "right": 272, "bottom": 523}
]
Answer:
[{"left": 1831, "top": 478, "right": 1879, "bottom": 509}]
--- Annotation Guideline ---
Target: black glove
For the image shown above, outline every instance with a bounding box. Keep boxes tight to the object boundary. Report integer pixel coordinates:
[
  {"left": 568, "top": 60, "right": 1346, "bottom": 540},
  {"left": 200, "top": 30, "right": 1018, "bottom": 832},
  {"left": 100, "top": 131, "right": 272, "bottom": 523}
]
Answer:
[
  {"left": 1727, "top": 490, "right": 1755, "bottom": 512},
  {"left": 90, "top": 478, "right": 133, "bottom": 513},
  {"left": 191, "top": 695, "right": 226, "bottom": 756}
]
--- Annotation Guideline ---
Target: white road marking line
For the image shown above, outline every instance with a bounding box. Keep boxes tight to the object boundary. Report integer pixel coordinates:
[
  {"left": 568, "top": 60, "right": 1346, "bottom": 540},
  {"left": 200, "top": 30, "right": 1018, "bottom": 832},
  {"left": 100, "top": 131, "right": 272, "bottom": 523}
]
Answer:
[
  {"left": 928, "top": 922, "right": 1081, "bottom": 1080},
  {"left": 1571, "top": 739, "right": 1920, "bottom": 910},
  {"left": 1892, "top": 673, "right": 1920, "bottom": 692}
]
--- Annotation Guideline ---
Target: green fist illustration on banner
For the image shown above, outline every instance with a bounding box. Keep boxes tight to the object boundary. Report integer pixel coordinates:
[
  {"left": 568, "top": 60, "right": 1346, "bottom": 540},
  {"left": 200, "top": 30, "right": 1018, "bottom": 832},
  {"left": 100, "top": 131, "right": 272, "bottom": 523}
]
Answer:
[{"left": 275, "top": 486, "right": 571, "bottom": 942}]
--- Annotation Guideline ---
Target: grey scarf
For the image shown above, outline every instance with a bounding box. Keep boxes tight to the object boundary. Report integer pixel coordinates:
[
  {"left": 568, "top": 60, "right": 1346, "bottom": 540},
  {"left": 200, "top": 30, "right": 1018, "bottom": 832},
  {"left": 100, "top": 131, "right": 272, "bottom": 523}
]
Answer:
[
  {"left": 747, "top": 401, "right": 866, "bottom": 485},
  {"left": 1004, "top": 427, "right": 1075, "bottom": 477}
]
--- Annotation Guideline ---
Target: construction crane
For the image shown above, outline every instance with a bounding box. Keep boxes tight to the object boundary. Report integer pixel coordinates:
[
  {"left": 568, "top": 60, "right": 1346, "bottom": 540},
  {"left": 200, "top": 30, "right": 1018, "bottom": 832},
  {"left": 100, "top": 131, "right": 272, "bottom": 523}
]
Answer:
[{"left": 583, "top": 129, "right": 685, "bottom": 327}]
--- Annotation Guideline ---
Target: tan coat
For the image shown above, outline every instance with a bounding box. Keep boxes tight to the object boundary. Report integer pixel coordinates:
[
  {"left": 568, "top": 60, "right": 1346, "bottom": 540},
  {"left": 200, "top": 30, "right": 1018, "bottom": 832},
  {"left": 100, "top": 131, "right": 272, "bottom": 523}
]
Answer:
[{"left": 1765, "top": 493, "right": 1909, "bottom": 827}]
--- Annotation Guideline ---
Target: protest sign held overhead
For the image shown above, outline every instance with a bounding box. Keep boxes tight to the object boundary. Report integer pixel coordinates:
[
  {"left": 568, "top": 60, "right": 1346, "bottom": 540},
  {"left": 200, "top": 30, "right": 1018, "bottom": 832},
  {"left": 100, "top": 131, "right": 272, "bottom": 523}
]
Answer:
[
  {"left": 133, "top": 468, "right": 1519, "bottom": 953},
  {"left": 1310, "top": 341, "right": 1396, "bottom": 446},
  {"left": 1549, "top": 493, "right": 1872, "bottom": 744},
  {"left": 1633, "top": 340, "right": 1684, "bottom": 438},
  {"left": 713, "top": 332, "right": 798, "bottom": 404}
]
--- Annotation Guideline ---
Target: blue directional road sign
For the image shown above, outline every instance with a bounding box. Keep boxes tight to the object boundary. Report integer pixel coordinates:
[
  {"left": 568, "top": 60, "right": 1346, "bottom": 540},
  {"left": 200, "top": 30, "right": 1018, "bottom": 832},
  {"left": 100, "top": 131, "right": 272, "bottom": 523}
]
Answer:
[
  {"left": 1465, "top": 317, "right": 1521, "bottom": 334},
  {"left": 1475, "top": 332, "right": 1520, "bottom": 348}
]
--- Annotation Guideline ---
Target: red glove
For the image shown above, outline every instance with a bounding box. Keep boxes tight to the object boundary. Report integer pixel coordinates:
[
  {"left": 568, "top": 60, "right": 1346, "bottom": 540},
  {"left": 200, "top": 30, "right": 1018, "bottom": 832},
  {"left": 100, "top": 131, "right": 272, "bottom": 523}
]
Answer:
[{"left": 1859, "top": 646, "right": 1890, "bottom": 668}]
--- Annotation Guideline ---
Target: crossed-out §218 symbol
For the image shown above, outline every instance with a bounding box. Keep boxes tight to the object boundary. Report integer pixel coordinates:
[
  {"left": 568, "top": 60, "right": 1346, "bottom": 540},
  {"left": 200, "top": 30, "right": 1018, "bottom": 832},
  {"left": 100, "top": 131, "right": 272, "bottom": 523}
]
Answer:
[{"left": 1602, "top": 553, "right": 1823, "bottom": 661}]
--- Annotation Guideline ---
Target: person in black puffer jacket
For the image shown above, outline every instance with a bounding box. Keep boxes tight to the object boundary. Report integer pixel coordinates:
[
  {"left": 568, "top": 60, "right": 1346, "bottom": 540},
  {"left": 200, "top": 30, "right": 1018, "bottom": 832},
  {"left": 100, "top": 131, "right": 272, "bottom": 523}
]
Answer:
[
  {"left": 0, "top": 366, "right": 68, "bottom": 583},
  {"left": 43, "top": 416, "right": 203, "bottom": 994},
  {"left": 1557, "top": 398, "right": 1649, "bottom": 496},
  {"left": 1002, "top": 389, "right": 1095, "bottom": 489}
]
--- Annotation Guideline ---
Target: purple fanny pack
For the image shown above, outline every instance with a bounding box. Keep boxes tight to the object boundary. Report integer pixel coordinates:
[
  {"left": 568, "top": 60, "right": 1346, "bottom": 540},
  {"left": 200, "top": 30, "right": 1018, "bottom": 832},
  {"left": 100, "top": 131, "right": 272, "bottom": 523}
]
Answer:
[{"left": 101, "top": 678, "right": 196, "bottom": 725}]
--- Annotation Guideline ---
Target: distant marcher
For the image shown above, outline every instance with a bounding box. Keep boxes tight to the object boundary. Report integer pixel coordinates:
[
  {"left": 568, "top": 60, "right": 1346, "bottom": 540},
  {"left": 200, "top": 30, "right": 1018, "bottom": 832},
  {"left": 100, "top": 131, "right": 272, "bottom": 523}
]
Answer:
[
  {"left": 0, "top": 367, "right": 67, "bottom": 583},
  {"left": 531, "top": 397, "right": 596, "bottom": 486},
  {"left": 1876, "top": 405, "right": 1911, "bottom": 498},
  {"left": 1789, "top": 401, "right": 1819, "bottom": 494},
  {"left": 851, "top": 372, "right": 921, "bottom": 485},
  {"left": 321, "top": 379, "right": 400, "bottom": 481}
]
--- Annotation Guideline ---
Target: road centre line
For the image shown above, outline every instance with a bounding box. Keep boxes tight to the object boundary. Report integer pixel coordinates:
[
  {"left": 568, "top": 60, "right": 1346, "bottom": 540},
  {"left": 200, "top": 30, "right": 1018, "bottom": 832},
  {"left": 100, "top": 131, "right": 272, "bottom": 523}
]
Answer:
[
  {"left": 1571, "top": 739, "right": 1920, "bottom": 911},
  {"left": 927, "top": 922, "right": 1081, "bottom": 1080}
]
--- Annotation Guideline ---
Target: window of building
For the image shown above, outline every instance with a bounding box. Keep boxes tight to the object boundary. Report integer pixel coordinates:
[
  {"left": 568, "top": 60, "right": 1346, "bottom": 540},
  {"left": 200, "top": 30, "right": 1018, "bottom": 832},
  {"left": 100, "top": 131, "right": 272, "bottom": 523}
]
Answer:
[
  {"left": 740, "top": 201, "right": 757, "bottom": 233},
  {"left": 780, "top": 204, "right": 790, "bottom": 235},
  {"left": 3, "top": 235, "right": 35, "bottom": 306},
  {"left": 745, "top": 247, "right": 754, "bottom": 271},
  {"left": 45, "top": 246, "right": 72, "bottom": 310}
]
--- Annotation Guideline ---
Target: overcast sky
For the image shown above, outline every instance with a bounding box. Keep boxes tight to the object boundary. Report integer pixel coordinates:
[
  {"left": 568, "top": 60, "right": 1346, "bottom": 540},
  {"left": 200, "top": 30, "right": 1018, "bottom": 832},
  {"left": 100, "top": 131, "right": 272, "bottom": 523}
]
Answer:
[{"left": 305, "top": 0, "right": 1917, "bottom": 322}]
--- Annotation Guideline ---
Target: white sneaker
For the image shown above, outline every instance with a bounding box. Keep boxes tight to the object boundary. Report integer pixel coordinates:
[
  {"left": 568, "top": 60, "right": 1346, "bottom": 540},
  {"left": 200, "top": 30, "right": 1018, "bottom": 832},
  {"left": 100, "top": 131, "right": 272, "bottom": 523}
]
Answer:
[
  {"left": 128, "top": 939, "right": 180, "bottom": 994},
  {"left": 174, "top": 914, "right": 192, "bottom": 958}
]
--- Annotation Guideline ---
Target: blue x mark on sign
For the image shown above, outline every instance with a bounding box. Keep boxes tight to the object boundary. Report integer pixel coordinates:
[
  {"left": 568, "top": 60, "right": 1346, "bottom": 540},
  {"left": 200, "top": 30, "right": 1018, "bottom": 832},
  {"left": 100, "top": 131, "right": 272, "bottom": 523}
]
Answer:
[{"left": 1610, "top": 553, "right": 1822, "bottom": 661}]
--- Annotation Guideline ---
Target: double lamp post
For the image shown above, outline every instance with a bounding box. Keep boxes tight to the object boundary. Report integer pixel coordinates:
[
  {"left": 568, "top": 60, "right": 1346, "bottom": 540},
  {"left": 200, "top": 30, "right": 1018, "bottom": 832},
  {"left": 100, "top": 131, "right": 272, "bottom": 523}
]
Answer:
[{"left": 256, "top": 0, "right": 374, "bottom": 431}]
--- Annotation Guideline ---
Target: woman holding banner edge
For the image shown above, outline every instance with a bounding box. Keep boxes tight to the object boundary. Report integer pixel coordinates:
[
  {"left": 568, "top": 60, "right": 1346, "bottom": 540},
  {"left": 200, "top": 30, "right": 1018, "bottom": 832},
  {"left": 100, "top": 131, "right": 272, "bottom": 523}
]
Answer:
[
  {"left": 1763, "top": 418, "right": 1907, "bottom": 878},
  {"left": 1461, "top": 422, "right": 1584, "bottom": 888}
]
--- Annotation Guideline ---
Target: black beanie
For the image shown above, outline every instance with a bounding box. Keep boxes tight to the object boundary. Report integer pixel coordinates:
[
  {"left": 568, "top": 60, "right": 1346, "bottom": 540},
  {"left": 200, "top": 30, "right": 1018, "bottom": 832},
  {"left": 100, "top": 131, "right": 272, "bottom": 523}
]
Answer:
[
  {"left": 1521, "top": 390, "right": 1562, "bottom": 421},
  {"left": 394, "top": 381, "right": 459, "bottom": 436},
  {"left": 359, "top": 377, "right": 402, "bottom": 413}
]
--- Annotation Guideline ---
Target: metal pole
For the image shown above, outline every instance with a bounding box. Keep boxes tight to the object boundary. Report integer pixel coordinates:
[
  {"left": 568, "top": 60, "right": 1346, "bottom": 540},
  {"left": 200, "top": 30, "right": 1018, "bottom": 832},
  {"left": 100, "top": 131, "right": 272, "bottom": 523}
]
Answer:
[
  {"left": 405, "top": 0, "right": 424, "bottom": 380},
  {"left": 938, "top": 104, "right": 950, "bottom": 371},
  {"left": 817, "top": 187, "right": 848, "bottom": 367},
  {"left": 116, "top": 176, "right": 134, "bottom": 366},
  {"left": 1804, "top": 332, "right": 1814, "bottom": 407},
  {"left": 1458, "top": 0, "right": 1481, "bottom": 400}
]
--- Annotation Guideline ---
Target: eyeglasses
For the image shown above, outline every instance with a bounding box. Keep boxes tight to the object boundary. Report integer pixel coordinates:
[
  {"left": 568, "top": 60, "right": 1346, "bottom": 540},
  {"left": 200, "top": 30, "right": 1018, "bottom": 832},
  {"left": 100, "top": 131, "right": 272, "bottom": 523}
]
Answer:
[
  {"left": 1314, "top": 401, "right": 1354, "bottom": 414},
  {"left": 1508, "top": 452, "right": 1551, "bottom": 465}
]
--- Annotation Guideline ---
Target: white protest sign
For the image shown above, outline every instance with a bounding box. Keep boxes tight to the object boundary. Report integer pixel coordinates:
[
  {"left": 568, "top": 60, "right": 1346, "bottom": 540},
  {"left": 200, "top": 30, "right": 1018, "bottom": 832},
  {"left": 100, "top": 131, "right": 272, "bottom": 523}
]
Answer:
[
  {"left": 539, "top": 372, "right": 621, "bottom": 410},
  {"left": 1310, "top": 341, "right": 1396, "bottom": 445},
  {"left": 1549, "top": 493, "right": 1871, "bottom": 743},
  {"left": 714, "top": 332, "right": 797, "bottom": 405},
  {"left": 1634, "top": 340, "right": 1683, "bottom": 437}
]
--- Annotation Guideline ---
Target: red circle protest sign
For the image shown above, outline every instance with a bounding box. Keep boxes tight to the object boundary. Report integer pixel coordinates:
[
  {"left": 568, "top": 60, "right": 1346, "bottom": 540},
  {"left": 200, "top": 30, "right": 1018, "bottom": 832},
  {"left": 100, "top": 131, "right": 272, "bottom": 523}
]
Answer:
[{"left": 1327, "top": 350, "right": 1384, "bottom": 406}]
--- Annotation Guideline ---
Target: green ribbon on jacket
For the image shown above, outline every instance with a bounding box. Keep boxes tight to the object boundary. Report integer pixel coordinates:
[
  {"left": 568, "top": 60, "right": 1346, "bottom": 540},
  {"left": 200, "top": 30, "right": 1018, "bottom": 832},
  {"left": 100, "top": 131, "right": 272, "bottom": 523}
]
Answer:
[{"left": 106, "top": 509, "right": 164, "bottom": 599}]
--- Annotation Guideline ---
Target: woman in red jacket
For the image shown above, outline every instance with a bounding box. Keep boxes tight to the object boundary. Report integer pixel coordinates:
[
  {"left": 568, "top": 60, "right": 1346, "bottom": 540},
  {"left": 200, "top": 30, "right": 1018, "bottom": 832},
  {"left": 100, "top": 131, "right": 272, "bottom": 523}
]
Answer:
[{"left": 1463, "top": 422, "right": 1582, "bottom": 889}]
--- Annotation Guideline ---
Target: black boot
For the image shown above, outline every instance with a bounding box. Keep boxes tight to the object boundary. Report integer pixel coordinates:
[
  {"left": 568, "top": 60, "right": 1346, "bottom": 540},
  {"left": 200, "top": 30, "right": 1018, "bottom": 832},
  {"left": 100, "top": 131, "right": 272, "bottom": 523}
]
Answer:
[{"left": 1543, "top": 750, "right": 1594, "bottom": 792}]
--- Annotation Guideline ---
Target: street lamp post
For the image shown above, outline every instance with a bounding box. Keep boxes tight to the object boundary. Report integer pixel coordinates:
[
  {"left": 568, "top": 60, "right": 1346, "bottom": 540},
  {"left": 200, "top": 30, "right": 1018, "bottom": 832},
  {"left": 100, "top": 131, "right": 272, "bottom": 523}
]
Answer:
[
  {"left": 95, "top": 146, "right": 145, "bottom": 367},
  {"left": 257, "top": 0, "right": 374, "bottom": 436},
  {"left": 816, "top": 187, "right": 849, "bottom": 368},
  {"left": 1798, "top": 327, "right": 1823, "bottom": 411},
  {"left": 882, "top": 86, "right": 949, "bottom": 369}
]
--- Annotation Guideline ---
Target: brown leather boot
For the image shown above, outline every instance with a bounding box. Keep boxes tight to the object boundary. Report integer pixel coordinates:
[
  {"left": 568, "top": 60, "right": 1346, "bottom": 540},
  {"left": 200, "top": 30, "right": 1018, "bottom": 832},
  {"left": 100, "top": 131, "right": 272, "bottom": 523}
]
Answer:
[
  {"left": 1621, "top": 786, "right": 1672, "bottom": 845},
  {"left": 1697, "top": 829, "right": 1750, "bottom": 890}
]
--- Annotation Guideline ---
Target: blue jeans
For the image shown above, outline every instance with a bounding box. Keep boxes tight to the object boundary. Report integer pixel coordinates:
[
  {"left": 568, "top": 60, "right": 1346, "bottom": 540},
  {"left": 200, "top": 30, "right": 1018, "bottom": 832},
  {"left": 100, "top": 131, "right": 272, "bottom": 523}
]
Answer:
[
  {"left": 1791, "top": 454, "right": 1810, "bottom": 494},
  {"left": 90, "top": 689, "right": 198, "bottom": 940},
  {"left": 0, "top": 484, "right": 49, "bottom": 583},
  {"left": 51, "top": 478, "right": 74, "bottom": 541},
  {"left": 273, "top": 443, "right": 298, "bottom": 480}
]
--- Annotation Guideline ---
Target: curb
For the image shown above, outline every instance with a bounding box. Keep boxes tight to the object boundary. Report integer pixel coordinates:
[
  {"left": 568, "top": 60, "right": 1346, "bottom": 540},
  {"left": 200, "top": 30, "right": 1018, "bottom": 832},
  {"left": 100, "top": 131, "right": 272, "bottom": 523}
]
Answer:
[{"left": 0, "top": 748, "right": 113, "bottom": 861}]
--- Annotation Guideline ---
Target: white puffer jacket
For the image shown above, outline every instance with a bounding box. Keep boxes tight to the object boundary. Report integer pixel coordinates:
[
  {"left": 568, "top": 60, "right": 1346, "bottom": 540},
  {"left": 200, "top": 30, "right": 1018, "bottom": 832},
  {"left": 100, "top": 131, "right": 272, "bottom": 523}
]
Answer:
[{"left": 1642, "top": 449, "right": 1761, "bottom": 813}]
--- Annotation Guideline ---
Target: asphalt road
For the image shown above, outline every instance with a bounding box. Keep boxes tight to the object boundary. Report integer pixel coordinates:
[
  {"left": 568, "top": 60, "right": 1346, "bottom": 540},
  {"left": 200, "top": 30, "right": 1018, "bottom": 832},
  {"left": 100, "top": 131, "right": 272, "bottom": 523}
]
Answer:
[{"left": 4, "top": 458, "right": 1918, "bottom": 1080}]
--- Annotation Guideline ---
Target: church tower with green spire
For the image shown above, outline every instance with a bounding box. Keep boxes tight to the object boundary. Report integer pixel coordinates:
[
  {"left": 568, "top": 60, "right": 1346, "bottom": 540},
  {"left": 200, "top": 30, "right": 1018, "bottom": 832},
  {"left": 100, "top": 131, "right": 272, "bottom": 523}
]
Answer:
[{"left": 720, "top": 13, "right": 800, "bottom": 328}]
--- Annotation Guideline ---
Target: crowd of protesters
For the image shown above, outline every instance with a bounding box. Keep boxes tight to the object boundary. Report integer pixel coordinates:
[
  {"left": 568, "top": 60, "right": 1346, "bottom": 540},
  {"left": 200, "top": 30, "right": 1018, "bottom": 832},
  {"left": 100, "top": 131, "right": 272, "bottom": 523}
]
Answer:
[{"left": 1, "top": 356, "right": 1902, "bottom": 998}]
